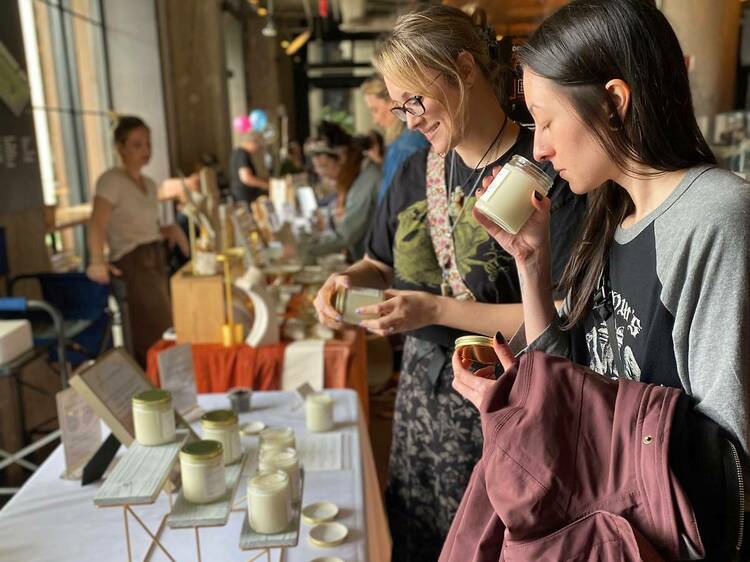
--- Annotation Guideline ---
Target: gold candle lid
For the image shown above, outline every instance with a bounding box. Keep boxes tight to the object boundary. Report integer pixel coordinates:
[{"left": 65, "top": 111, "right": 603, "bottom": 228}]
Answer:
[
  {"left": 334, "top": 287, "right": 346, "bottom": 314},
  {"left": 454, "top": 335, "right": 494, "bottom": 349},
  {"left": 201, "top": 409, "right": 238, "bottom": 428},
  {"left": 180, "top": 439, "right": 223, "bottom": 461},
  {"left": 132, "top": 389, "right": 171, "bottom": 406}
]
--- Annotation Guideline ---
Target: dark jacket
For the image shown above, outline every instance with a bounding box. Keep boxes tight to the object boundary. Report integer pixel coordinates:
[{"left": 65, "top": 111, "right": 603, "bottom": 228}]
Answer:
[{"left": 439, "top": 351, "right": 705, "bottom": 562}]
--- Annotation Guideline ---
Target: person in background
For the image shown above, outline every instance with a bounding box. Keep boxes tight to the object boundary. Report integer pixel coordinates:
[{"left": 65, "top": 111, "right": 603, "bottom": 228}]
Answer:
[
  {"left": 279, "top": 140, "right": 306, "bottom": 175},
  {"left": 86, "top": 115, "right": 188, "bottom": 367},
  {"left": 363, "top": 129, "right": 385, "bottom": 166},
  {"left": 304, "top": 121, "right": 381, "bottom": 261},
  {"left": 229, "top": 131, "right": 269, "bottom": 203},
  {"left": 362, "top": 75, "right": 429, "bottom": 203}
]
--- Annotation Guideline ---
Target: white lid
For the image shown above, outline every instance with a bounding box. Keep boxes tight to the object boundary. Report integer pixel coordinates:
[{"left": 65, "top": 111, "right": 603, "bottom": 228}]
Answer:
[
  {"left": 308, "top": 522, "right": 349, "bottom": 548},
  {"left": 302, "top": 501, "right": 339, "bottom": 524}
]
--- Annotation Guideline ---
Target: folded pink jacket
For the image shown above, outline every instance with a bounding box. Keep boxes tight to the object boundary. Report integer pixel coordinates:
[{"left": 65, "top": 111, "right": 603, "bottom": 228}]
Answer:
[{"left": 439, "top": 351, "right": 704, "bottom": 562}]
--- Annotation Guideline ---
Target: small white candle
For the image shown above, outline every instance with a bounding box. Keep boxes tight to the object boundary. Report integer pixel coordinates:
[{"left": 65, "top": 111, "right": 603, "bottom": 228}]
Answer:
[
  {"left": 474, "top": 155, "right": 552, "bottom": 235},
  {"left": 132, "top": 390, "right": 176, "bottom": 446},
  {"left": 258, "top": 448, "right": 301, "bottom": 502},
  {"left": 180, "top": 440, "right": 226, "bottom": 504},
  {"left": 259, "top": 426, "right": 295, "bottom": 453},
  {"left": 305, "top": 392, "right": 334, "bottom": 432},
  {"left": 200, "top": 409, "right": 242, "bottom": 465},
  {"left": 248, "top": 470, "right": 292, "bottom": 534}
]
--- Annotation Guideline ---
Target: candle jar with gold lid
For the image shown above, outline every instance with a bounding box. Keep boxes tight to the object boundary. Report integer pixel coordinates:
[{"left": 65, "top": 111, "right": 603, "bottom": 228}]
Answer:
[
  {"left": 200, "top": 409, "right": 242, "bottom": 465},
  {"left": 132, "top": 389, "right": 176, "bottom": 446},
  {"left": 179, "top": 440, "right": 227, "bottom": 504}
]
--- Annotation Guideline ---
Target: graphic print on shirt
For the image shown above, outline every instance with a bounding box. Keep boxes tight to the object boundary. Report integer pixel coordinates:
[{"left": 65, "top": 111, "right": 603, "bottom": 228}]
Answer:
[
  {"left": 586, "top": 290, "right": 644, "bottom": 381},
  {"left": 393, "top": 197, "right": 512, "bottom": 288}
]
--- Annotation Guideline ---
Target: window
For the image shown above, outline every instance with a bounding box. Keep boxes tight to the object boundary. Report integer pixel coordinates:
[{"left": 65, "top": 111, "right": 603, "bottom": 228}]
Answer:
[{"left": 19, "top": 0, "right": 113, "bottom": 255}]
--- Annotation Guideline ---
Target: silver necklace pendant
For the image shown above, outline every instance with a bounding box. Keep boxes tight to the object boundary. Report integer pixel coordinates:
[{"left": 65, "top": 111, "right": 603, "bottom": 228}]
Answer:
[{"left": 448, "top": 188, "right": 464, "bottom": 221}]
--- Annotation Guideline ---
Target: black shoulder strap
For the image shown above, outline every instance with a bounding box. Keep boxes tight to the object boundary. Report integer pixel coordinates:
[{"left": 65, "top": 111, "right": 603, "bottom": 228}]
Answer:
[{"left": 592, "top": 253, "right": 626, "bottom": 378}]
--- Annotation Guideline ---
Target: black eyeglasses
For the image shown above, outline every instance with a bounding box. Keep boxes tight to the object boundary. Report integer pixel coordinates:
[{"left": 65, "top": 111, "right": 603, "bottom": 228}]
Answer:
[{"left": 389, "top": 74, "right": 440, "bottom": 122}]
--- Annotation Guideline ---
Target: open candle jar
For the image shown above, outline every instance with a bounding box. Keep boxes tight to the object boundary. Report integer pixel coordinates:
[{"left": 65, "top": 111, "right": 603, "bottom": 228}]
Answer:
[
  {"left": 474, "top": 155, "right": 553, "bottom": 235},
  {"left": 454, "top": 335, "right": 498, "bottom": 378},
  {"left": 334, "top": 287, "right": 384, "bottom": 325}
]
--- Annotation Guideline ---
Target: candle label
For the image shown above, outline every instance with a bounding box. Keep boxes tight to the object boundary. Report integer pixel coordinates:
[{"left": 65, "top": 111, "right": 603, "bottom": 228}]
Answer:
[
  {"left": 161, "top": 409, "right": 176, "bottom": 438},
  {"left": 482, "top": 168, "right": 511, "bottom": 200}
]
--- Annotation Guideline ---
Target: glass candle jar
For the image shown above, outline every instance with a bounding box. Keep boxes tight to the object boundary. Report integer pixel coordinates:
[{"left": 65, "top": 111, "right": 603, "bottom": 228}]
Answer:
[
  {"left": 454, "top": 335, "right": 498, "bottom": 378},
  {"left": 474, "top": 155, "right": 553, "bottom": 235},
  {"left": 247, "top": 470, "right": 292, "bottom": 534},
  {"left": 258, "top": 447, "right": 301, "bottom": 503},
  {"left": 179, "top": 440, "right": 226, "bottom": 504},
  {"left": 259, "top": 426, "right": 296, "bottom": 454},
  {"left": 132, "top": 389, "right": 176, "bottom": 446},
  {"left": 305, "top": 392, "right": 334, "bottom": 432},
  {"left": 200, "top": 409, "right": 242, "bottom": 465},
  {"left": 334, "top": 287, "right": 384, "bottom": 325}
]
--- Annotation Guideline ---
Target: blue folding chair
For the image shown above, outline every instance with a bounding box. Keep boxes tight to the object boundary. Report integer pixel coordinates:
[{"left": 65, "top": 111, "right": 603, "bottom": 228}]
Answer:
[{"left": 6, "top": 273, "right": 113, "bottom": 371}]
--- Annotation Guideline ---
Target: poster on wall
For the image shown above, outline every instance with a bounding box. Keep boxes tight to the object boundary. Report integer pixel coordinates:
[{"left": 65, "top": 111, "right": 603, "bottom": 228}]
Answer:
[{"left": 0, "top": 1, "right": 43, "bottom": 213}]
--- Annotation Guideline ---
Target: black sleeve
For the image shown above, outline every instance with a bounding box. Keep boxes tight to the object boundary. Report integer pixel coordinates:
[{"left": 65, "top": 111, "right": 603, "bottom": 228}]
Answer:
[
  {"left": 547, "top": 175, "right": 586, "bottom": 296},
  {"left": 365, "top": 151, "right": 424, "bottom": 266}
]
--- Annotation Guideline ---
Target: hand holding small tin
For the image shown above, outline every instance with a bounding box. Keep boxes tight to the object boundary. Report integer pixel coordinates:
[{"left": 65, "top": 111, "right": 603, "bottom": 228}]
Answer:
[
  {"left": 452, "top": 332, "right": 515, "bottom": 411},
  {"left": 357, "top": 289, "right": 439, "bottom": 336},
  {"left": 473, "top": 165, "right": 552, "bottom": 266},
  {"left": 313, "top": 273, "right": 351, "bottom": 329}
]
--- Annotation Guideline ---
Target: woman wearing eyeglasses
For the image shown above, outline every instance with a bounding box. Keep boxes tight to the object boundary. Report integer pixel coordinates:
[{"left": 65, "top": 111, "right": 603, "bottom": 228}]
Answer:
[{"left": 313, "top": 7, "right": 584, "bottom": 561}]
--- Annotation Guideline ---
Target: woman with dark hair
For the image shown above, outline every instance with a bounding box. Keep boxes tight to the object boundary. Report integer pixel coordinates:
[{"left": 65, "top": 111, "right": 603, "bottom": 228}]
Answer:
[
  {"left": 451, "top": 0, "right": 749, "bottom": 559},
  {"left": 305, "top": 121, "right": 381, "bottom": 261},
  {"left": 87, "top": 115, "right": 187, "bottom": 366}
]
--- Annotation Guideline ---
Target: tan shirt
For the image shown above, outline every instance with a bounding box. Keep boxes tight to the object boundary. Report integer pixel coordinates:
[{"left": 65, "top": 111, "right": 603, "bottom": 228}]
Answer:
[{"left": 95, "top": 168, "right": 162, "bottom": 262}]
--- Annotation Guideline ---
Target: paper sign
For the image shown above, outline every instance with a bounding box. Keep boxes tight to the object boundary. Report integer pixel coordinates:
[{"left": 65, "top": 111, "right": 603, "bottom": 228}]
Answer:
[
  {"left": 0, "top": 42, "right": 30, "bottom": 116},
  {"left": 56, "top": 387, "right": 102, "bottom": 480},
  {"left": 157, "top": 344, "right": 202, "bottom": 421}
]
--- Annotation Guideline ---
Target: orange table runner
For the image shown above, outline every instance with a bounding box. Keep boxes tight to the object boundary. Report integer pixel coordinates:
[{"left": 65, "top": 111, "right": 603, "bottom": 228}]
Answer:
[{"left": 146, "top": 329, "right": 369, "bottom": 416}]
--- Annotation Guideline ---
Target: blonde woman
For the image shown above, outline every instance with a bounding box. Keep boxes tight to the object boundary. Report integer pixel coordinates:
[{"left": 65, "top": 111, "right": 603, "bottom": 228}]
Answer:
[
  {"left": 313, "top": 6, "right": 585, "bottom": 561},
  {"left": 361, "top": 75, "right": 429, "bottom": 203}
]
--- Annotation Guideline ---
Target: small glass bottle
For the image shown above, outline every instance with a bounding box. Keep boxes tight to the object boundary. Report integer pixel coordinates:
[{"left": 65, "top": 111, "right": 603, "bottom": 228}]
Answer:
[
  {"left": 474, "top": 155, "right": 553, "bottom": 234},
  {"left": 200, "top": 409, "right": 242, "bottom": 465},
  {"left": 132, "top": 389, "right": 176, "bottom": 446},
  {"left": 305, "top": 392, "right": 334, "bottom": 432},
  {"left": 334, "top": 286, "right": 384, "bottom": 325},
  {"left": 258, "top": 447, "right": 301, "bottom": 503},
  {"left": 259, "top": 426, "right": 296, "bottom": 454},
  {"left": 247, "top": 470, "right": 292, "bottom": 534},
  {"left": 179, "top": 440, "right": 226, "bottom": 504}
]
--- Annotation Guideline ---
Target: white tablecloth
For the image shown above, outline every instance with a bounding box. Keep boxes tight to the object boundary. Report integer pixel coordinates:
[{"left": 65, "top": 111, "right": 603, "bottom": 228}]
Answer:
[{"left": 0, "top": 389, "right": 391, "bottom": 562}]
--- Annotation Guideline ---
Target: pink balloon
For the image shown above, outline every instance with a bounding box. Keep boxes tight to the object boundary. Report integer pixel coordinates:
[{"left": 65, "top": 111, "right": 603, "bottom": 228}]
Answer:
[{"left": 233, "top": 115, "right": 250, "bottom": 133}]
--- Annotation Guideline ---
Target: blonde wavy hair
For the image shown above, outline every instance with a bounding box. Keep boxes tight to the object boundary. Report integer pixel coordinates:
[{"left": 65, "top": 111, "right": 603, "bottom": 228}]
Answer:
[
  {"left": 373, "top": 5, "right": 507, "bottom": 149},
  {"left": 360, "top": 76, "right": 404, "bottom": 144}
]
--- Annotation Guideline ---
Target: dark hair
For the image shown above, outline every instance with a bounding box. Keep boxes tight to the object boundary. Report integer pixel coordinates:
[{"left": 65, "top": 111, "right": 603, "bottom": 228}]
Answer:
[
  {"left": 113, "top": 115, "right": 149, "bottom": 145},
  {"left": 317, "top": 121, "right": 352, "bottom": 149},
  {"left": 518, "top": 0, "right": 716, "bottom": 329}
]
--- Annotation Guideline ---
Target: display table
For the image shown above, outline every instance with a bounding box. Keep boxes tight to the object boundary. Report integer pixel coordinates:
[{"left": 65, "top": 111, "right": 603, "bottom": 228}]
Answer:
[
  {"left": 146, "top": 328, "right": 369, "bottom": 417},
  {"left": 0, "top": 390, "right": 391, "bottom": 562}
]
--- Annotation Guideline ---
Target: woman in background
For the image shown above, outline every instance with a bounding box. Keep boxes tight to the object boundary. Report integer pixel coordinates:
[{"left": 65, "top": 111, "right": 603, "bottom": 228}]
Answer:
[
  {"left": 87, "top": 115, "right": 187, "bottom": 366},
  {"left": 305, "top": 121, "right": 381, "bottom": 261},
  {"left": 362, "top": 76, "right": 429, "bottom": 203}
]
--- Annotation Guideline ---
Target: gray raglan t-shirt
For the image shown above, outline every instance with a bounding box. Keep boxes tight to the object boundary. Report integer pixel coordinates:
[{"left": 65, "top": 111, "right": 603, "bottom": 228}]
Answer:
[{"left": 522, "top": 165, "right": 750, "bottom": 456}]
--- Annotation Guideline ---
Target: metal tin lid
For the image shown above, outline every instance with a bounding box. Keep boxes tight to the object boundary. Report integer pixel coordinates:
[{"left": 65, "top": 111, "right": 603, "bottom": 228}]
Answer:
[
  {"left": 132, "top": 389, "right": 172, "bottom": 406},
  {"left": 180, "top": 439, "right": 223, "bottom": 461},
  {"left": 454, "top": 335, "right": 494, "bottom": 349},
  {"left": 200, "top": 409, "right": 238, "bottom": 429},
  {"left": 334, "top": 287, "right": 346, "bottom": 314}
]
